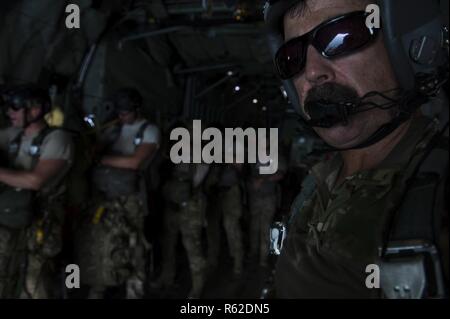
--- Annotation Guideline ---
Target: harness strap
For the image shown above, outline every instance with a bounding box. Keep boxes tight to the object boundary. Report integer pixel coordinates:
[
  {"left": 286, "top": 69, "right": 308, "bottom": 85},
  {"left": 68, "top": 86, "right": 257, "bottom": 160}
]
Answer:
[
  {"left": 8, "top": 131, "right": 24, "bottom": 165},
  {"left": 380, "top": 123, "right": 449, "bottom": 299},
  {"left": 383, "top": 126, "right": 448, "bottom": 248},
  {"left": 134, "top": 121, "right": 150, "bottom": 146},
  {"left": 288, "top": 174, "right": 316, "bottom": 228},
  {"left": 390, "top": 137, "right": 448, "bottom": 243},
  {"left": 8, "top": 126, "right": 56, "bottom": 169},
  {"left": 29, "top": 126, "right": 55, "bottom": 169}
]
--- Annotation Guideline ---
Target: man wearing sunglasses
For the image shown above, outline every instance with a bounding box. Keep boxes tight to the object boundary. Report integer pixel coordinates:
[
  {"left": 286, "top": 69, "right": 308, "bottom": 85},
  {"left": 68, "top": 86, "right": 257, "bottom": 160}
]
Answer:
[
  {"left": 0, "top": 84, "right": 73, "bottom": 298},
  {"left": 265, "top": 0, "right": 448, "bottom": 298}
]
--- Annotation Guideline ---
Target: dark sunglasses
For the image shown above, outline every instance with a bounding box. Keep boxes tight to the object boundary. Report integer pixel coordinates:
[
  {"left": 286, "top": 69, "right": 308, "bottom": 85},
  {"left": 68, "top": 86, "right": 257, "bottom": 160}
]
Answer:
[{"left": 275, "top": 11, "right": 380, "bottom": 80}]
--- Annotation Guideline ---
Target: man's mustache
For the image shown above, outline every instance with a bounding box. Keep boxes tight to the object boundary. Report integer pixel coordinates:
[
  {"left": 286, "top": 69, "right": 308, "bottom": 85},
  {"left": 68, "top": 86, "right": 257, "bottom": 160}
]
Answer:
[
  {"left": 304, "top": 82, "right": 359, "bottom": 107},
  {"left": 303, "top": 82, "right": 360, "bottom": 128}
]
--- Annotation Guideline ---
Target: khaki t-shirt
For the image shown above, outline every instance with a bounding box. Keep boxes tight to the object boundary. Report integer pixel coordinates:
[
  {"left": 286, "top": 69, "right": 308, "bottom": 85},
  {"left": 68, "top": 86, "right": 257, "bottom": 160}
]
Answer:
[
  {"left": 0, "top": 126, "right": 73, "bottom": 194},
  {"left": 101, "top": 119, "right": 161, "bottom": 156}
]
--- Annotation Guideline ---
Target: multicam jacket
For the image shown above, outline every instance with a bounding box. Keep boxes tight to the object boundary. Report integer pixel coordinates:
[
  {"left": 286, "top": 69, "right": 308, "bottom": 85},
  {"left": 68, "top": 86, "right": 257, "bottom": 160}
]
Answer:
[{"left": 275, "top": 116, "right": 447, "bottom": 298}]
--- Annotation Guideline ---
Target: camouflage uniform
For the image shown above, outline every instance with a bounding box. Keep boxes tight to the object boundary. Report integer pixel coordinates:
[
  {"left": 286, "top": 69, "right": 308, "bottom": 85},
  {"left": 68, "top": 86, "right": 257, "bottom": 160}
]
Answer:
[
  {"left": 275, "top": 116, "right": 447, "bottom": 298},
  {"left": 0, "top": 127, "right": 73, "bottom": 299},
  {"left": 207, "top": 165, "right": 244, "bottom": 275},
  {"left": 0, "top": 226, "right": 27, "bottom": 298},
  {"left": 156, "top": 163, "right": 207, "bottom": 299},
  {"left": 20, "top": 195, "right": 67, "bottom": 299},
  {"left": 75, "top": 193, "right": 149, "bottom": 299}
]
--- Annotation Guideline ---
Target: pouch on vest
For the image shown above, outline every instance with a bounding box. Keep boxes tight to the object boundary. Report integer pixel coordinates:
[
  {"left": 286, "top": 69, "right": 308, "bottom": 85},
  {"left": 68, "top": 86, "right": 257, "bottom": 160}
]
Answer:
[
  {"left": 92, "top": 165, "right": 139, "bottom": 198},
  {"left": 0, "top": 186, "right": 34, "bottom": 229}
]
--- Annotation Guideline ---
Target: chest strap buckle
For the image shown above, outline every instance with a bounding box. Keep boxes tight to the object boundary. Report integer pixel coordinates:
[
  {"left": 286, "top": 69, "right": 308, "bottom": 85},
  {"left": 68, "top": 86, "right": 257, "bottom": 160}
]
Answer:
[{"left": 379, "top": 240, "right": 446, "bottom": 299}]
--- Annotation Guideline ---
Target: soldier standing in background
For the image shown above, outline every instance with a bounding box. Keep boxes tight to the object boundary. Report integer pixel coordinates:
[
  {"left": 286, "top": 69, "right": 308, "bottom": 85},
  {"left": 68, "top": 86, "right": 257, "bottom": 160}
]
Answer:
[
  {"left": 206, "top": 163, "right": 245, "bottom": 277},
  {"left": 75, "top": 88, "right": 160, "bottom": 299},
  {"left": 153, "top": 160, "right": 209, "bottom": 299}
]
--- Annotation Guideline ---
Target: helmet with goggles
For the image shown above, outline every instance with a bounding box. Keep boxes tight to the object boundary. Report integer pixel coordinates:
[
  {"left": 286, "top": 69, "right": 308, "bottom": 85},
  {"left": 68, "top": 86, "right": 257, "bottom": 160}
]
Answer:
[
  {"left": 0, "top": 84, "right": 51, "bottom": 115},
  {"left": 264, "top": 0, "right": 449, "bottom": 137}
]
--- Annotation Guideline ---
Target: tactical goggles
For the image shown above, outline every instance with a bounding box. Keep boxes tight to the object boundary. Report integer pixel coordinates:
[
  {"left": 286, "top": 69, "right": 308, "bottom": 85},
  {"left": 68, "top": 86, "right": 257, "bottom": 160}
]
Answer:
[
  {"left": 274, "top": 11, "right": 380, "bottom": 80},
  {"left": 0, "top": 94, "right": 26, "bottom": 111}
]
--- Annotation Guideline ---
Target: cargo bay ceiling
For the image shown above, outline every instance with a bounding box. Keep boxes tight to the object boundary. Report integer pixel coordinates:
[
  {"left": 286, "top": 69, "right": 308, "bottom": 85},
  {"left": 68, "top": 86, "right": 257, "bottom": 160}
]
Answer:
[{"left": 0, "top": 0, "right": 290, "bottom": 130}]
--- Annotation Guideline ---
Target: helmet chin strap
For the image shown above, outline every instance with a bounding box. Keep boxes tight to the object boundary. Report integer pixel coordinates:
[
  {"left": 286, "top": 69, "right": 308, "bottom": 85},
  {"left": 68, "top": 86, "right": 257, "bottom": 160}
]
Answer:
[
  {"left": 22, "top": 108, "right": 30, "bottom": 129},
  {"left": 304, "top": 69, "right": 448, "bottom": 152}
]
